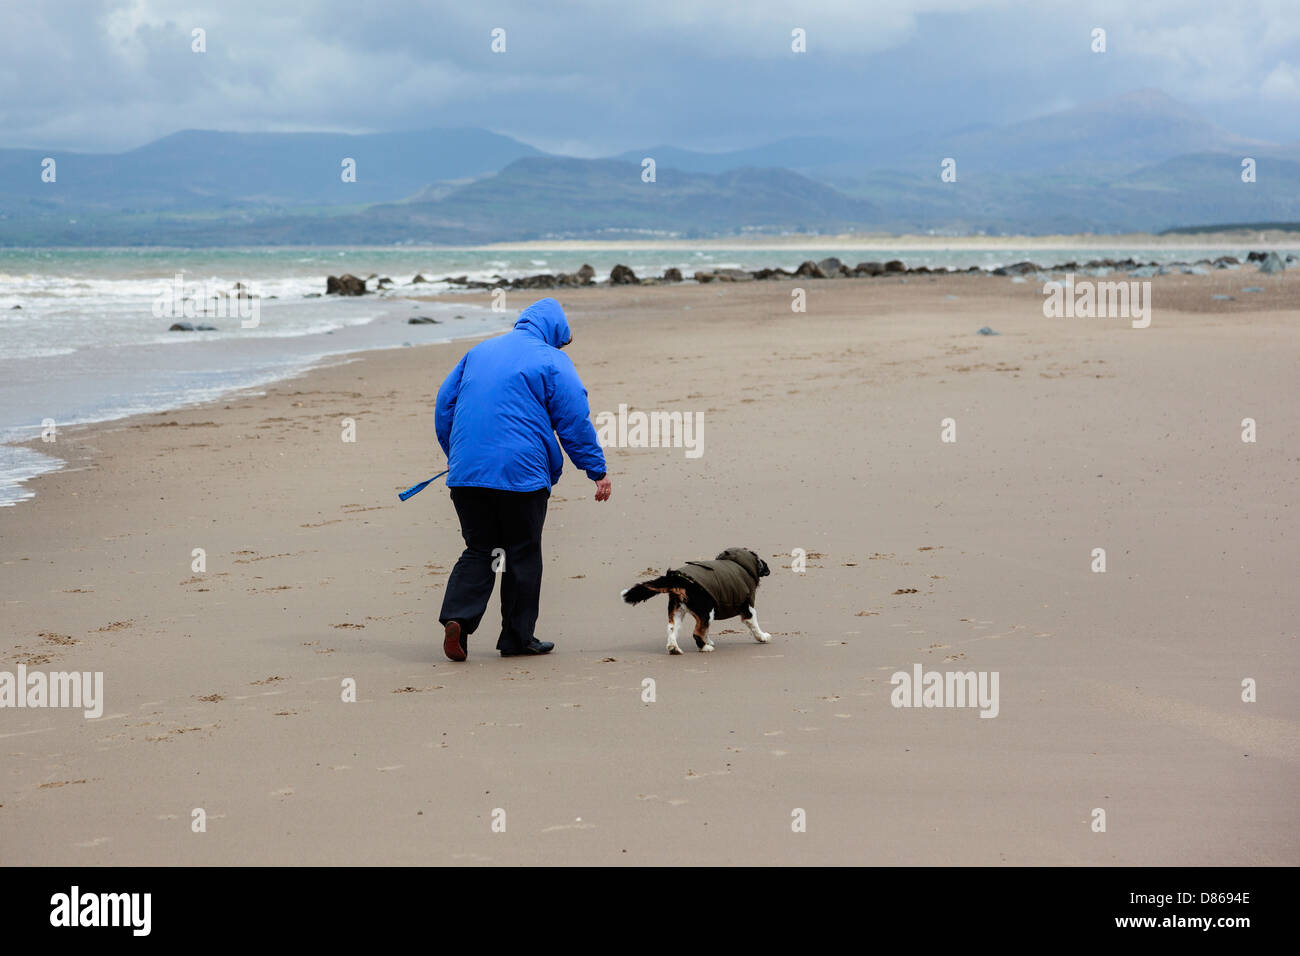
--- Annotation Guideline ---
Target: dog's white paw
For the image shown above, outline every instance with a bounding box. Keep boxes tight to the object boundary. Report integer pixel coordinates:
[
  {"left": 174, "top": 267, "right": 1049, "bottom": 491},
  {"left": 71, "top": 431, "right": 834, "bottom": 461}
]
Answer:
[
  {"left": 667, "top": 644, "right": 683, "bottom": 655},
  {"left": 755, "top": 631, "right": 771, "bottom": 643},
  {"left": 700, "top": 643, "right": 715, "bottom": 652}
]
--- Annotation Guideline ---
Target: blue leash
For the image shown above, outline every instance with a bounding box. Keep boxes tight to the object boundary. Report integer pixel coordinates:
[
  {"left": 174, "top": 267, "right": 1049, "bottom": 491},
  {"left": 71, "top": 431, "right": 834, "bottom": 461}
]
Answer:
[{"left": 398, "top": 468, "right": 449, "bottom": 501}]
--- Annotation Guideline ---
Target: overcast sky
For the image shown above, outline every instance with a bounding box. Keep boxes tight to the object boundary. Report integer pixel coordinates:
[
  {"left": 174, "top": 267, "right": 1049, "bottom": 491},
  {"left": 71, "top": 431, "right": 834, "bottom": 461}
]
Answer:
[{"left": 3, "top": 0, "right": 1299, "bottom": 155}]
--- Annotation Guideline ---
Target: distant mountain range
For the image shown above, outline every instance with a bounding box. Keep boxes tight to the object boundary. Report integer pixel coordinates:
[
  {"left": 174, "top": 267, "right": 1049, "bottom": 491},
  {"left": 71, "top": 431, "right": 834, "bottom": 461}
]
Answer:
[{"left": 2, "top": 90, "right": 1297, "bottom": 244}]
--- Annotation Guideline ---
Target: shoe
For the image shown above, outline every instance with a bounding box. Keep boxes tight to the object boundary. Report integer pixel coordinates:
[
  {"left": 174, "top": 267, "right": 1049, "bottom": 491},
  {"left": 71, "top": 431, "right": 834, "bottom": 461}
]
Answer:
[
  {"left": 443, "top": 621, "right": 466, "bottom": 662},
  {"left": 500, "top": 639, "right": 554, "bottom": 657}
]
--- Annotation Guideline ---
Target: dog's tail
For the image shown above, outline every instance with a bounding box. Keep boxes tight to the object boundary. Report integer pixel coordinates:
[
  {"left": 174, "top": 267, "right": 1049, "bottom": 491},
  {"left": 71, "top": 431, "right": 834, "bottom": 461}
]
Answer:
[{"left": 621, "top": 575, "right": 675, "bottom": 605}]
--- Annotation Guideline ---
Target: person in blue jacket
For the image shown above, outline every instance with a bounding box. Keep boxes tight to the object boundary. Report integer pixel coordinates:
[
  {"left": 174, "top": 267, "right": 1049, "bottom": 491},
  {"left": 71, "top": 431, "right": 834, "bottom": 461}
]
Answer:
[{"left": 435, "top": 297, "right": 612, "bottom": 660}]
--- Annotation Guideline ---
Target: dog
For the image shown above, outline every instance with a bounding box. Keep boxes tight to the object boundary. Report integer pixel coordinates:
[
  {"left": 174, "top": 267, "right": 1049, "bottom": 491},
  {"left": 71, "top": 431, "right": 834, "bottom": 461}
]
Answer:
[{"left": 621, "top": 547, "right": 771, "bottom": 654}]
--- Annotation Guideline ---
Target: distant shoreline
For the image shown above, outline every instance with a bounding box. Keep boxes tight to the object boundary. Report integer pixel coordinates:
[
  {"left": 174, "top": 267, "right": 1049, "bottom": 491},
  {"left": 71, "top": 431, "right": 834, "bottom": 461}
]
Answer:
[
  {"left": 6, "top": 230, "right": 1300, "bottom": 255},
  {"left": 463, "top": 231, "right": 1300, "bottom": 252}
]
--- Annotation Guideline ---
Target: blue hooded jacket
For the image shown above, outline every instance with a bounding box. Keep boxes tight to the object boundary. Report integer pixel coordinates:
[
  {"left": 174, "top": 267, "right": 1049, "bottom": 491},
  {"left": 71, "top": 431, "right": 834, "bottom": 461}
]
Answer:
[{"left": 435, "top": 298, "right": 607, "bottom": 492}]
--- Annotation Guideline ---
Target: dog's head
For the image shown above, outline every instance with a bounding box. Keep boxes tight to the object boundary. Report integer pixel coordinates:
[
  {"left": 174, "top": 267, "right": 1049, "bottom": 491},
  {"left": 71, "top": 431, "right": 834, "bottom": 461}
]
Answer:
[{"left": 717, "top": 548, "right": 769, "bottom": 581}]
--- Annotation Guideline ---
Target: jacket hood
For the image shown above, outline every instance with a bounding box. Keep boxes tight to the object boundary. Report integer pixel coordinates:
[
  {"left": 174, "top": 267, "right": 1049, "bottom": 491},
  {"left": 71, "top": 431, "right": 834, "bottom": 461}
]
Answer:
[
  {"left": 514, "top": 297, "right": 572, "bottom": 349},
  {"left": 716, "top": 547, "right": 761, "bottom": 582}
]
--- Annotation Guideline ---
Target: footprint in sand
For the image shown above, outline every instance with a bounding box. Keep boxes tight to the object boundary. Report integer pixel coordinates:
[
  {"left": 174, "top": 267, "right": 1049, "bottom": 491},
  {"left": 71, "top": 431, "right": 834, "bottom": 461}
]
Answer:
[{"left": 233, "top": 552, "right": 294, "bottom": 564}]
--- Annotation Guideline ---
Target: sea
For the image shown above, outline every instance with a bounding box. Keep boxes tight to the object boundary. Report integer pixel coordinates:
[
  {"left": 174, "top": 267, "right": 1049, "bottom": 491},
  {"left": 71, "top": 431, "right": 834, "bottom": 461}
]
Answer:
[{"left": 0, "top": 242, "right": 1283, "bottom": 506}]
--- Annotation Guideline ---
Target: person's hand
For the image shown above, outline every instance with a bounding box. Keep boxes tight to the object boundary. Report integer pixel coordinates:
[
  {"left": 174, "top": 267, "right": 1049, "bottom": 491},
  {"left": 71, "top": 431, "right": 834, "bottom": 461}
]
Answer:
[{"left": 594, "top": 477, "right": 612, "bottom": 502}]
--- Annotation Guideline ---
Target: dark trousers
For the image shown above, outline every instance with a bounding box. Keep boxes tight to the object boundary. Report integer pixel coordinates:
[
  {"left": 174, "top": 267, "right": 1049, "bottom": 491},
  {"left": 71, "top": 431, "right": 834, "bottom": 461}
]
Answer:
[{"left": 439, "top": 486, "right": 549, "bottom": 653}]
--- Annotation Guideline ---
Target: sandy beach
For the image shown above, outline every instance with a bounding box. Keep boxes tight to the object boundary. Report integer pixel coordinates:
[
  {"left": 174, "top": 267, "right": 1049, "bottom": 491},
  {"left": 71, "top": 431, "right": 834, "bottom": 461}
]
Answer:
[{"left": 2, "top": 270, "right": 1297, "bottom": 866}]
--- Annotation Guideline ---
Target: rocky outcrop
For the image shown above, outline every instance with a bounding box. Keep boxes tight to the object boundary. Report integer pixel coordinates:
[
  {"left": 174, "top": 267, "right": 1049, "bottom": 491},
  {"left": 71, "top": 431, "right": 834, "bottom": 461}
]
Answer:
[
  {"left": 169, "top": 322, "right": 218, "bottom": 331},
  {"left": 990, "top": 261, "right": 1039, "bottom": 276},
  {"left": 338, "top": 251, "right": 1257, "bottom": 299},
  {"left": 1259, "top": 251, "right": 1288, "bottom": 274},
  {"left": 512, "top": 274, "right": 558, "bottom": 289},
  {"left": 693, "top": 268, "right": 752, "bottom": 283},
  {"left": 326, "top": 274, "right": 367, "bottom": 296},
  {"left": 440, "top": 274, "right": 507, "bottom": 290}
]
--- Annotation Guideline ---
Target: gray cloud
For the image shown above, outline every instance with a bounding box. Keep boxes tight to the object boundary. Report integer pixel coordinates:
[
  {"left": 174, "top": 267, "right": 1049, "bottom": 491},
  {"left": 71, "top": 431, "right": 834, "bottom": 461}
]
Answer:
[{"left": 2, "top": 0, "right": 1297, "bottom": 154}]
